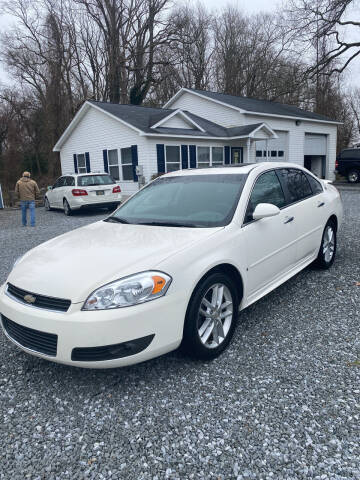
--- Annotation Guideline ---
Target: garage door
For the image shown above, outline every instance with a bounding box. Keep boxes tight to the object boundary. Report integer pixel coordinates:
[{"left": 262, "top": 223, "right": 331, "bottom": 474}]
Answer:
[
  {"left": 304, "top": 134, "right": 327, "bottom": 156},
  {"left": 255, "top": 131, "right": 288, "bottom": 161}
]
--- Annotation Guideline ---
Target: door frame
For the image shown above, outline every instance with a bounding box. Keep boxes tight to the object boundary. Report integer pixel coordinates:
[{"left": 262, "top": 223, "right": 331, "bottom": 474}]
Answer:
[{"left": 231, "top": 147, "right": 243, "bottom": 164}]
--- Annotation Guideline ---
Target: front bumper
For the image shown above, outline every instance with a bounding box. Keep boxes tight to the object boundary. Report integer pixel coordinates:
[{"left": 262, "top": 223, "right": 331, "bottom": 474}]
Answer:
[{"left": 0, "top": 283, "right": 185, "bottom": 368}]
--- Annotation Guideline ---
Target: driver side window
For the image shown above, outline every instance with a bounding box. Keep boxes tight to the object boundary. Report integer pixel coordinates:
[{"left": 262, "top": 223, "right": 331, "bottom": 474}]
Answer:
[{"left": 245, "top": 171, "right": 286, "bottom": 224}]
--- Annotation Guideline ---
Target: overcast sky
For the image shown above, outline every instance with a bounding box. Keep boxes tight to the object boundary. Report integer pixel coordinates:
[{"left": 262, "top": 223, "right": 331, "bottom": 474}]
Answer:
[{"left": 0, "top": 0, "right": 358, "bottom": 89}]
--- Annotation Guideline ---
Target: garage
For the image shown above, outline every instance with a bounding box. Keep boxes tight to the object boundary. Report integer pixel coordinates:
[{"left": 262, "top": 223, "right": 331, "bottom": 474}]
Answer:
[
  {"left": 304, "top": 133, "right": 327, "bottom": 178},
  {"left": 255, "top": 131, "right": 288, "bottom": 162}
]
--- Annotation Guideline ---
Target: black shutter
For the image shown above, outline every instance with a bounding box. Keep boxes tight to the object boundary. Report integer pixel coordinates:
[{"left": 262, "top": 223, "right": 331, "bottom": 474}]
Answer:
[
  {"left": 131, "top": 145, "right": 138, "bottom": 182},
  {"left": 189, "top": 145, "right": 196, "bottom": 168},
  {"left": 181, "top": 145, "right": 188, "bottom": 169},
  {"left": 103, "top": 150, "right": 109, "bottom": 173},
  {"left": 224, "top": 146, "right": 230, "bottom": 165},
  {"left": 156, "top": 144, "right": 165, "bottom": 173},
  {"left": 85, "top": 152, "right": 91, "bottom": 173},
  {"left": 73, "top": 154, "right": 78, "bottom": 173}
]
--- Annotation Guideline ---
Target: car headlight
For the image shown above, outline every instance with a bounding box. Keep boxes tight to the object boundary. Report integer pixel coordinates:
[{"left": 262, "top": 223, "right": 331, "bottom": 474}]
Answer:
[{"left": 82, "top": 271, "right": 172, "bottom": 310}]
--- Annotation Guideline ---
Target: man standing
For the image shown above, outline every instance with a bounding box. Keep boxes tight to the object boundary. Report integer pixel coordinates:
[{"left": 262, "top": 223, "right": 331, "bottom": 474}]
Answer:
[{"left": 15, "top": 171, "right": 40, "bottom": 227}]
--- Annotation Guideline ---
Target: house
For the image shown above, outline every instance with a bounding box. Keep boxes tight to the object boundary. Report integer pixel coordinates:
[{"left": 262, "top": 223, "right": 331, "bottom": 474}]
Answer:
[{"left": 53, "top": 88, "right": 340, "bottom": 196}]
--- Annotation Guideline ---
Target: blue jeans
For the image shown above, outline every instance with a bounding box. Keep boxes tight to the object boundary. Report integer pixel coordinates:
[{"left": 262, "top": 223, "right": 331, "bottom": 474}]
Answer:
[{"left": 21, "top": 200, "right": 36, "bottom": 226}]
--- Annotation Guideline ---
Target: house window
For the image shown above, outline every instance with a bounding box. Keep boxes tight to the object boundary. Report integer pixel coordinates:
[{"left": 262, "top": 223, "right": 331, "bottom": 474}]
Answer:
[
  {"left": 271, "top": 151, "right": 277, "bottom": 157},
  {"left": 256, "top": 150, "right": 262, "bottom": 157},
  {"left": 212, "top": 147, "right": 224, "bottom": 165},
  {"left": 198, "top": 147, "right": 210, "bottom": 168},
  {"left": 77, "top": 154, "right": 87, "bottom": 173},
  {"left": 278, "top": 150, "right": 284, "bottom": 157},
  {"left": 108, "top": 149, "right": 120, "bottom": 180},
  {"left": 121, "top": 147, "right": 133, "bottom": 180},
  {"left": 165, "top": 145, "right": 181, "bottom": 172}
]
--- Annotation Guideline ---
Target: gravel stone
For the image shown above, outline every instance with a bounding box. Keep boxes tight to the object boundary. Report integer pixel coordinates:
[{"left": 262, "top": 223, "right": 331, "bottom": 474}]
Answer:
[{"left": 0, "top": 190, "right": 359, "bottom": 479}]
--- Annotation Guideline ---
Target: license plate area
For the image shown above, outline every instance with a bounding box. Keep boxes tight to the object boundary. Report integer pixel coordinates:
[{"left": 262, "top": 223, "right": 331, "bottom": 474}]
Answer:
[{"left": 96, "top": 191, "right": 105, "bottom": 196}]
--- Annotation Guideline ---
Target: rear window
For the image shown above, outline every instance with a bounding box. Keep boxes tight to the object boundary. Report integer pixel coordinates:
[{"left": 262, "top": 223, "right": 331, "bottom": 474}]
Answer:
[
  {"left": 77, "top": 175, "right": 115, "bottom": 187},
  {"left": 306, "top": 173, "right": 323, "bottom": 194},
  {"left": 278, "top": 169, "right": 312, "bottom": 203}
]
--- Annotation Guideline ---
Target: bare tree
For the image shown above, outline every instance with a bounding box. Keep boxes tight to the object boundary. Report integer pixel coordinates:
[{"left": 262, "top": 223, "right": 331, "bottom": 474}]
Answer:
[{"left": 285, "top": 0, "right": 360, "bottom": 76}]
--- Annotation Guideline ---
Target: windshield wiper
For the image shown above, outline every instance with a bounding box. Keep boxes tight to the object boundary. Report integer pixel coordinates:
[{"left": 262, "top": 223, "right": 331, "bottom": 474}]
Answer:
[
  {"left": 104, "top": 217, "right": 130, "bottom": 224},
  {"left": 137, "top": 221, "right": 200, "bottom": 228}
]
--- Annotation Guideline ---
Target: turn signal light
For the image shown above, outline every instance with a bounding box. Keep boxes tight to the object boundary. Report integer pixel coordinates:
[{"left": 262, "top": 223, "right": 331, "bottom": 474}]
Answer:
[
  {"left": 72, "top": 189, "right": 88, "bottom": 196},
  {"left": 112, "top": 186, "right": 121, "bottom": 193}
]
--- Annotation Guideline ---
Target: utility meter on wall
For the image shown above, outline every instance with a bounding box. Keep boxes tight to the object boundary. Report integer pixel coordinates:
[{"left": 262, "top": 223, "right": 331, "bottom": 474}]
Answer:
[{"left": 135, "top": 165, "right": 143, "bottom": 176}]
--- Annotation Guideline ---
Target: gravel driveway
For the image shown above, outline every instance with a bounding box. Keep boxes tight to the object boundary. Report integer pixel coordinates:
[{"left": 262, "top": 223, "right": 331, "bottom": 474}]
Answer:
[{"left": 0, "top": 192, "right": 359, "bottom": 480}]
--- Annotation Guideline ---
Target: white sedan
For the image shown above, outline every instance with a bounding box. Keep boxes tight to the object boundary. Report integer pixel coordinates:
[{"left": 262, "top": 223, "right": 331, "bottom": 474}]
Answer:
[
  {"left": 0, "top": 163, "right": 342, "bottom": 368},
  {"left": 44, "top": 173, "right": 122, "bottom": 215}
]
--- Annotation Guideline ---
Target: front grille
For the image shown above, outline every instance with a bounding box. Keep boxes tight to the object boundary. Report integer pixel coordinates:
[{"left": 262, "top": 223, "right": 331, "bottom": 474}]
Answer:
[
  {"left": 2, "top": 315, "right": 58, "bottom": 357},
  {"left": 7, "top": 283, "right": 71, "bottom": 312},
  {"left": 71, "top": 334, "right": 155, "bottom": 362}
]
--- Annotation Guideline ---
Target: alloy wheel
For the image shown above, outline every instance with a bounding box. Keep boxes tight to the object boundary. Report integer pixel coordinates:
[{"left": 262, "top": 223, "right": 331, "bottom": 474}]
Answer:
[
  {"left": 197, "top": 283, "right": 233, "bottom": 349},
  {"left": 348, "top": 171, "right": 359, "bottom": 183},
  {"left": 323, "top": 225, "right": 335, "bottom": 263}
]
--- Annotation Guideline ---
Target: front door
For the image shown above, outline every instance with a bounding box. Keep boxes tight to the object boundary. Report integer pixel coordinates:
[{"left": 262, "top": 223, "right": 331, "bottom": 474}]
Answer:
[{"left": 231, "top": 147, "right": 243, "bottom": 164}]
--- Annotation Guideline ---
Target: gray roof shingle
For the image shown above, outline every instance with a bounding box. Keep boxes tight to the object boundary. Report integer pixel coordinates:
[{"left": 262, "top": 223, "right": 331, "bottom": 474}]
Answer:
[
  {"left": 88, "top": 101, "right": 267, "bottom": 138},
  {"left": 186, "top": 88, "right": 337, "bottom": 122}
]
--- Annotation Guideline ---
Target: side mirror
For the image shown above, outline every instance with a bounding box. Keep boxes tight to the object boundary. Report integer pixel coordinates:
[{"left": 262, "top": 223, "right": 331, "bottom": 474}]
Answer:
[
  {"left": 252, "top": 203, "right": 280, "bottom": 221},
  {"left": 47, "top": 186, "right": 53, "bottom": 191}
]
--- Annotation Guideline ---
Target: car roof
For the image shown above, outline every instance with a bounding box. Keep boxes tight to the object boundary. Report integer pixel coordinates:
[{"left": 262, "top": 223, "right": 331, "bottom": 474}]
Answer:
[
  {"left": 161, "top": 162, "right": 304, "bottom": 177},
  {"left": 63, "top": 172, "right": 111, "bottom": 177}
]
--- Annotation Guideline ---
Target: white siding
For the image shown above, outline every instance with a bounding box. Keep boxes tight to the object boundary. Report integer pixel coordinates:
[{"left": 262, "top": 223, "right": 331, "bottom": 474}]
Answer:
[
  {"left": 161, "top": 115, "right": 194, "bottom": 129},
  {"left": 169, "top": 92, "right": 243, "bottom": 127},
  {"left": 60, "top": 107, "right": 148, "bottom": 195}
]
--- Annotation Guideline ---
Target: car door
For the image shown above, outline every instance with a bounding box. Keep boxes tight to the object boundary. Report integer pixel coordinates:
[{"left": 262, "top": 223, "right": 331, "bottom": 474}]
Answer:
[
  {"left": 242, "top": 170, "right": 298, "bottom": 299},
  {"left": 277, "top": 169, "right": 325, "bottom": 263},
  {"left": 48, "top": 177, "right": 63, "bottom": 207}
]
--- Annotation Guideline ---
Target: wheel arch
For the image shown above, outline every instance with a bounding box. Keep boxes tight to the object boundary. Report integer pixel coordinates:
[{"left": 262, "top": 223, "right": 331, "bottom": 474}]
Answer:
[
  {"left": 327, "top": 214, "right": 338, "bottom": 231},
  {"left": 188, "top": 263, "right": 244, "bottom": 308}
]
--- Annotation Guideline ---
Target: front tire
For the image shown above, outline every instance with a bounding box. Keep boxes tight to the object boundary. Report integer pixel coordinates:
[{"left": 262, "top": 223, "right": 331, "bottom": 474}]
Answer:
[
  {"left": 63, "top": 199, "right": 72, "bottom": 216},
  {"left": 44, "top": 197, "right": 52, "bottom": 211},
  {"left": 347, "top": 169, "right": 359, "bottom": 183},
  {"left": 182, "top": 273, "right": 239, "bottom": 360},
  {"left": 315, "top": 221, "right": 337, "bottom": 269}
]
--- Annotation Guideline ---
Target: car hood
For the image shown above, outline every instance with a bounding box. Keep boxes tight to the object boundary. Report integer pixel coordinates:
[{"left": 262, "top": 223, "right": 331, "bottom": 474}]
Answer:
[{"left": 8, "top": 221, "right": 222, "bottom": 303}]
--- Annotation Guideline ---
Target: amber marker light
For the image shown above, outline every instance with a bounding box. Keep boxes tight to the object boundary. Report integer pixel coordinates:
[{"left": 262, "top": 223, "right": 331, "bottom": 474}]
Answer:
[{"left": 151, "top": 275, "right": 167, "bottom": 294}]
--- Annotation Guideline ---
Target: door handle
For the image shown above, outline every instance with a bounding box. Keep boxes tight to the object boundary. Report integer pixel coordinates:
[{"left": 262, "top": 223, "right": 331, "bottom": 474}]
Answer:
[
  {"left": 284, "top": 216, "right": 294, "bottom": 224},
  {"left": 317, "top": 201, "right": 325, "bottom": 207}
]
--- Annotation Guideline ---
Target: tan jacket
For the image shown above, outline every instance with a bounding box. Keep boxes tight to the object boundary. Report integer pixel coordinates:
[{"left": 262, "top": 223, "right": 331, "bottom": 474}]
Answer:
[{"left": 15, "top": 177, "right": 40, "bottom": 201}]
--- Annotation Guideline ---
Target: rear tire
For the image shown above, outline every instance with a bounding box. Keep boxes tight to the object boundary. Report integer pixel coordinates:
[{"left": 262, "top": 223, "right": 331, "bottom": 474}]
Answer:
[
  {"left": 182, "top": 272, "right": 239, "bottom": 360},
  {"left": 315, "top": 221, "right": 337, "bottom": 269},
  {"left": 63, "top": 199, "right": 72, "bottom": 216},
  {"left": 347, "top": 169, "right": 360, "bottom": 183}
]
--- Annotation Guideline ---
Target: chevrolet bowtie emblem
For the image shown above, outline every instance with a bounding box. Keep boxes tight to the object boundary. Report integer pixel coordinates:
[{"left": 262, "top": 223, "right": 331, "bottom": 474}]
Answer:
[{"left": 24, "top": 294, "right": 36, "bottom": 304}]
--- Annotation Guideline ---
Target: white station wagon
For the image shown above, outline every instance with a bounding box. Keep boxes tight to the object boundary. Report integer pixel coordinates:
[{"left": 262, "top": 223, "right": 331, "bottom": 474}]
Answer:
[
  {"left": 44, "top": 173, "right": 122, "bottom": 215},
  {"left": 0, "top": 163, "right": 342, "bottom": 368}
]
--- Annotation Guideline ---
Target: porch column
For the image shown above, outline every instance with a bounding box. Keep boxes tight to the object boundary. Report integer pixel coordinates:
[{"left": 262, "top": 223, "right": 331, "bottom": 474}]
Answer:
[{"left": 247, "top": 138, "right": 251, "bottom": 163}]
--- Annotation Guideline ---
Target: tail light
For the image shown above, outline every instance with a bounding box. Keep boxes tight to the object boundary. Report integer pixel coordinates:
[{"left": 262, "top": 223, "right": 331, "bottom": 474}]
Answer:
[
  {"left": 335, "top": 159, "right": 339, "bottom": 169},
  {"left": 112, "top": 186, "right": 121, "bottom": 193},
  {"left": 72, "top": 189, "right": 88, "bottom": 196}
]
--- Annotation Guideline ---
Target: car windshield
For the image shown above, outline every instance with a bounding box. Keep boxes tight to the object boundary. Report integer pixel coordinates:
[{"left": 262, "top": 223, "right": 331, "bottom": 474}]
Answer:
[
  {"left": 107, "top": 174, "right": 247, "bottom": 228},
  {"left": 78, "top": 175, "right": 115, "bottom": 186}
]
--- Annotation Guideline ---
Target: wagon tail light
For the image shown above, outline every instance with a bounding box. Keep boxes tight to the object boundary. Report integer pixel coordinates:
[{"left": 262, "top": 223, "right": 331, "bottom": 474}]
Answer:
[
  {"left": 112, "top": 186, "right": 121, "bottom": 193},
  {"left": 72, "top": 189, "right": 88, "bottom": 196}
]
